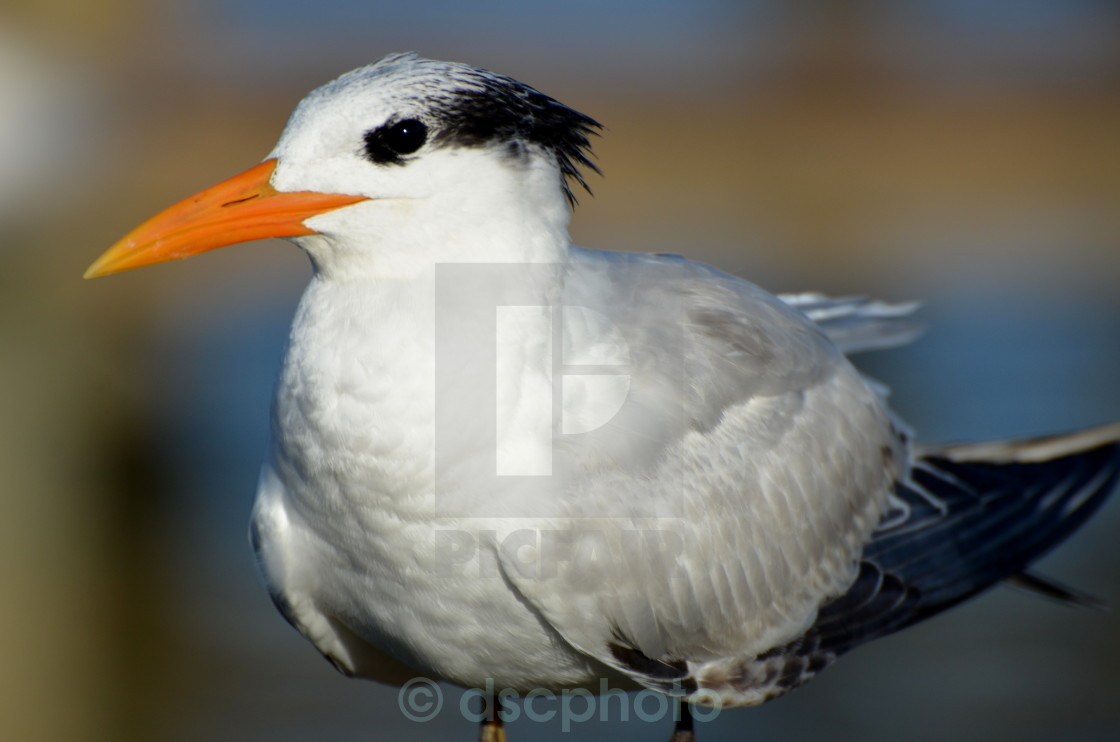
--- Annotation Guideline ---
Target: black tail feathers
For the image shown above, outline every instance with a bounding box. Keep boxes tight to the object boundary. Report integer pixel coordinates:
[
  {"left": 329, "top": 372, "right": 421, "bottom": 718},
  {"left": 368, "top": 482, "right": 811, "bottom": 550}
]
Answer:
[{"left": 777, "top": 424, "right": 1120, "bottom": 670}]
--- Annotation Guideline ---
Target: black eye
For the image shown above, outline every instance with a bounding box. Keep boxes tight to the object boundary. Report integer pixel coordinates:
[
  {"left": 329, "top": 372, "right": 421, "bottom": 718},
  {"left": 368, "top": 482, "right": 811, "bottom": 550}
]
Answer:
[{"left": 363, "top": 118, "right": 429, "bottom": 165}]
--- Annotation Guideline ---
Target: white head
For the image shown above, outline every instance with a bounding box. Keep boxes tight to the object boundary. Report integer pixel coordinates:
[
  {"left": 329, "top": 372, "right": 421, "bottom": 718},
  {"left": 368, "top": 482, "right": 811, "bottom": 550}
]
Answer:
[{"left": 86, "top": 53, "right": 601, "bottom": 280}]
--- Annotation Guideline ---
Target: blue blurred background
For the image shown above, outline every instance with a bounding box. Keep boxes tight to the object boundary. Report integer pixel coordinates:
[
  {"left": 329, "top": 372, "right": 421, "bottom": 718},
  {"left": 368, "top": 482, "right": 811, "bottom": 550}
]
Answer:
[{"left": 2, "top": 1, "right": 1118, "bottom": 740}]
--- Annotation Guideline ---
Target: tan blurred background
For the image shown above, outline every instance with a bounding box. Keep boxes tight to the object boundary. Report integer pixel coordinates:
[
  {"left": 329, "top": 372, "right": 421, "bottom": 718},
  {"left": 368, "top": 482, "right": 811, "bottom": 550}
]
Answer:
[{"left": 2, "top": 1, "right": 1118, "bottom": 741}]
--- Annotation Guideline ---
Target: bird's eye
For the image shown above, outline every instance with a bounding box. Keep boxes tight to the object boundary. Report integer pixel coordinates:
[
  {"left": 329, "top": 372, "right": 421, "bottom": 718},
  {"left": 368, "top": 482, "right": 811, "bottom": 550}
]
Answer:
[{"left": 363, "top": 118, "right": 429, "bottom": 164}]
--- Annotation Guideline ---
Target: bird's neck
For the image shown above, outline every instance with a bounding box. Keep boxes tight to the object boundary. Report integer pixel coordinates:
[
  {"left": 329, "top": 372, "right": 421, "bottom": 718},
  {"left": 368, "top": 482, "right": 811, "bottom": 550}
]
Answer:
[
  {"left": 274, "top": 161, "right": 577, "bottom": 510},
  {"left": 272, "top": 249, "right": 571, "bottom": 510}
]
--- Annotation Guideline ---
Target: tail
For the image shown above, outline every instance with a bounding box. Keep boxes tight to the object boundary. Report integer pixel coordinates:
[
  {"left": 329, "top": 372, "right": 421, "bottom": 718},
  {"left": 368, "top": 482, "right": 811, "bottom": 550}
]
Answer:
[
  {"left": 779, "top": 292, "right": 923, "bottom": 355},
  {"left": 812, "top": 423, "right": 1119, "bottom": 654},
  {"left": 736, "top": 424, "right": 1120, "bottom": 699}
]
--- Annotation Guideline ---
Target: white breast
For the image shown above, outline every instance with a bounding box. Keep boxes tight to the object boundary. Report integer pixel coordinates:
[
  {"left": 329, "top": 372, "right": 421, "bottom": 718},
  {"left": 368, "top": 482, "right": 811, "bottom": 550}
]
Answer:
[{"left": 251, "top": 272, "right": 612, "bottom": 689}]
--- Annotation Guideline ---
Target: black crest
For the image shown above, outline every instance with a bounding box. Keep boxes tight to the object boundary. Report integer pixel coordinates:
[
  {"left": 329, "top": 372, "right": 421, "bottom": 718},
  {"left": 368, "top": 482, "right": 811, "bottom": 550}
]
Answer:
[
  {"left": 429, "top": 72, "right": 601, "bottom": 204},
  {"left": 396, "top": 62, "right": 603, "bottom": 205},
  {"left": 352, "top": 55, "right": 603, "bottom": 205}
]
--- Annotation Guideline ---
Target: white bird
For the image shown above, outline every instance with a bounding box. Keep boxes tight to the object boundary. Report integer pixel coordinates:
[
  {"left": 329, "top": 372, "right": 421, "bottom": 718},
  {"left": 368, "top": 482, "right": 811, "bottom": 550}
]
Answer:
[{"left": 86, "top": 53, "right": 1119, "bottom": 742}]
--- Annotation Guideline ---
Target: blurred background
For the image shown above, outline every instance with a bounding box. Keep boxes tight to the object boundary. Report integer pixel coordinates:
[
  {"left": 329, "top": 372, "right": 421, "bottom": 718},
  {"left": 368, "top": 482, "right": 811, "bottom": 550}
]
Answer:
[{"left": 2, "top": 1, "right": 1119, "bottom": 740}]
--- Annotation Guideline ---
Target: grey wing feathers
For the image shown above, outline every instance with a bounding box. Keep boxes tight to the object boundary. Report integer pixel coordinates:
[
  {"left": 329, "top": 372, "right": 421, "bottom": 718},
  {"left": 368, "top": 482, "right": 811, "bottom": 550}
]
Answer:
[
  {"left": 587, "top": 251, "right": 922, "bottom": 356},
  {"left": 727, "top": 424, "right": 1120, "bottom": 700},
  {"left": 780, "top": 292, "right": 922, "bottom": 355}
]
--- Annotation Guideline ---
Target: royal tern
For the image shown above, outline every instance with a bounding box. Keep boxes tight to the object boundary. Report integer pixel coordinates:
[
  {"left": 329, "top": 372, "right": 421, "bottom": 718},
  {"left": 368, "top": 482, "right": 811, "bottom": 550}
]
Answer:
[{"left": 87, "top": 53, "right": 1119, "bottom": 741}]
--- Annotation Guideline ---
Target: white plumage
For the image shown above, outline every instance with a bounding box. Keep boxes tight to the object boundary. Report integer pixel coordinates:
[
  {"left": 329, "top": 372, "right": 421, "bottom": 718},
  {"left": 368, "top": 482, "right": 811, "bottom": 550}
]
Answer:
[{"left": 89, "top": 52, "right": 1119, "bottom": 735}]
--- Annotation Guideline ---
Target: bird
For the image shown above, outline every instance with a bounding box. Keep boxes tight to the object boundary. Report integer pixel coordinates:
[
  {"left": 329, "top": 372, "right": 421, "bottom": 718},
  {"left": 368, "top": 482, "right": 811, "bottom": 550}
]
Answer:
[{"left": 86, "top": 53, "right": 1119, "bottom": 741}]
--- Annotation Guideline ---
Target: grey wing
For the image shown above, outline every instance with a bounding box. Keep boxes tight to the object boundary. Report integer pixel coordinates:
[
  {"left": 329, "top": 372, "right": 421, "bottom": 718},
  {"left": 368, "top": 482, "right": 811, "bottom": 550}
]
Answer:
[
  {"left": 498, "top": 250, "right": 909, "bottom": 696},
  {"left": 683, "top": 424, "right": 1120, "bottom": 706}
]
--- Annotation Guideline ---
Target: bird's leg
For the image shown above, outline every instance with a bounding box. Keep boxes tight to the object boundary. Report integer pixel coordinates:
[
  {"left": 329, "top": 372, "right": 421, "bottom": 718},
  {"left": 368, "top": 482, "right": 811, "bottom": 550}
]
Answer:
[
  {"left": 479, "top": 693, "right": 505, "bottom": 742},
  {"left": 668, "top": 700, "right": 696, "bottom": 742},
  {"left": 479, "top": 717, "right": 505, "bottom": 742}
]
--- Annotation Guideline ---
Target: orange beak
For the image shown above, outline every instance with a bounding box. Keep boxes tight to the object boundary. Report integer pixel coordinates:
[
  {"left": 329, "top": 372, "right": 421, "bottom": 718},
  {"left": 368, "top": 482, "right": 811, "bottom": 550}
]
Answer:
[{"left": 84, "top": 158, "right": 368, "bottom": 278}]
